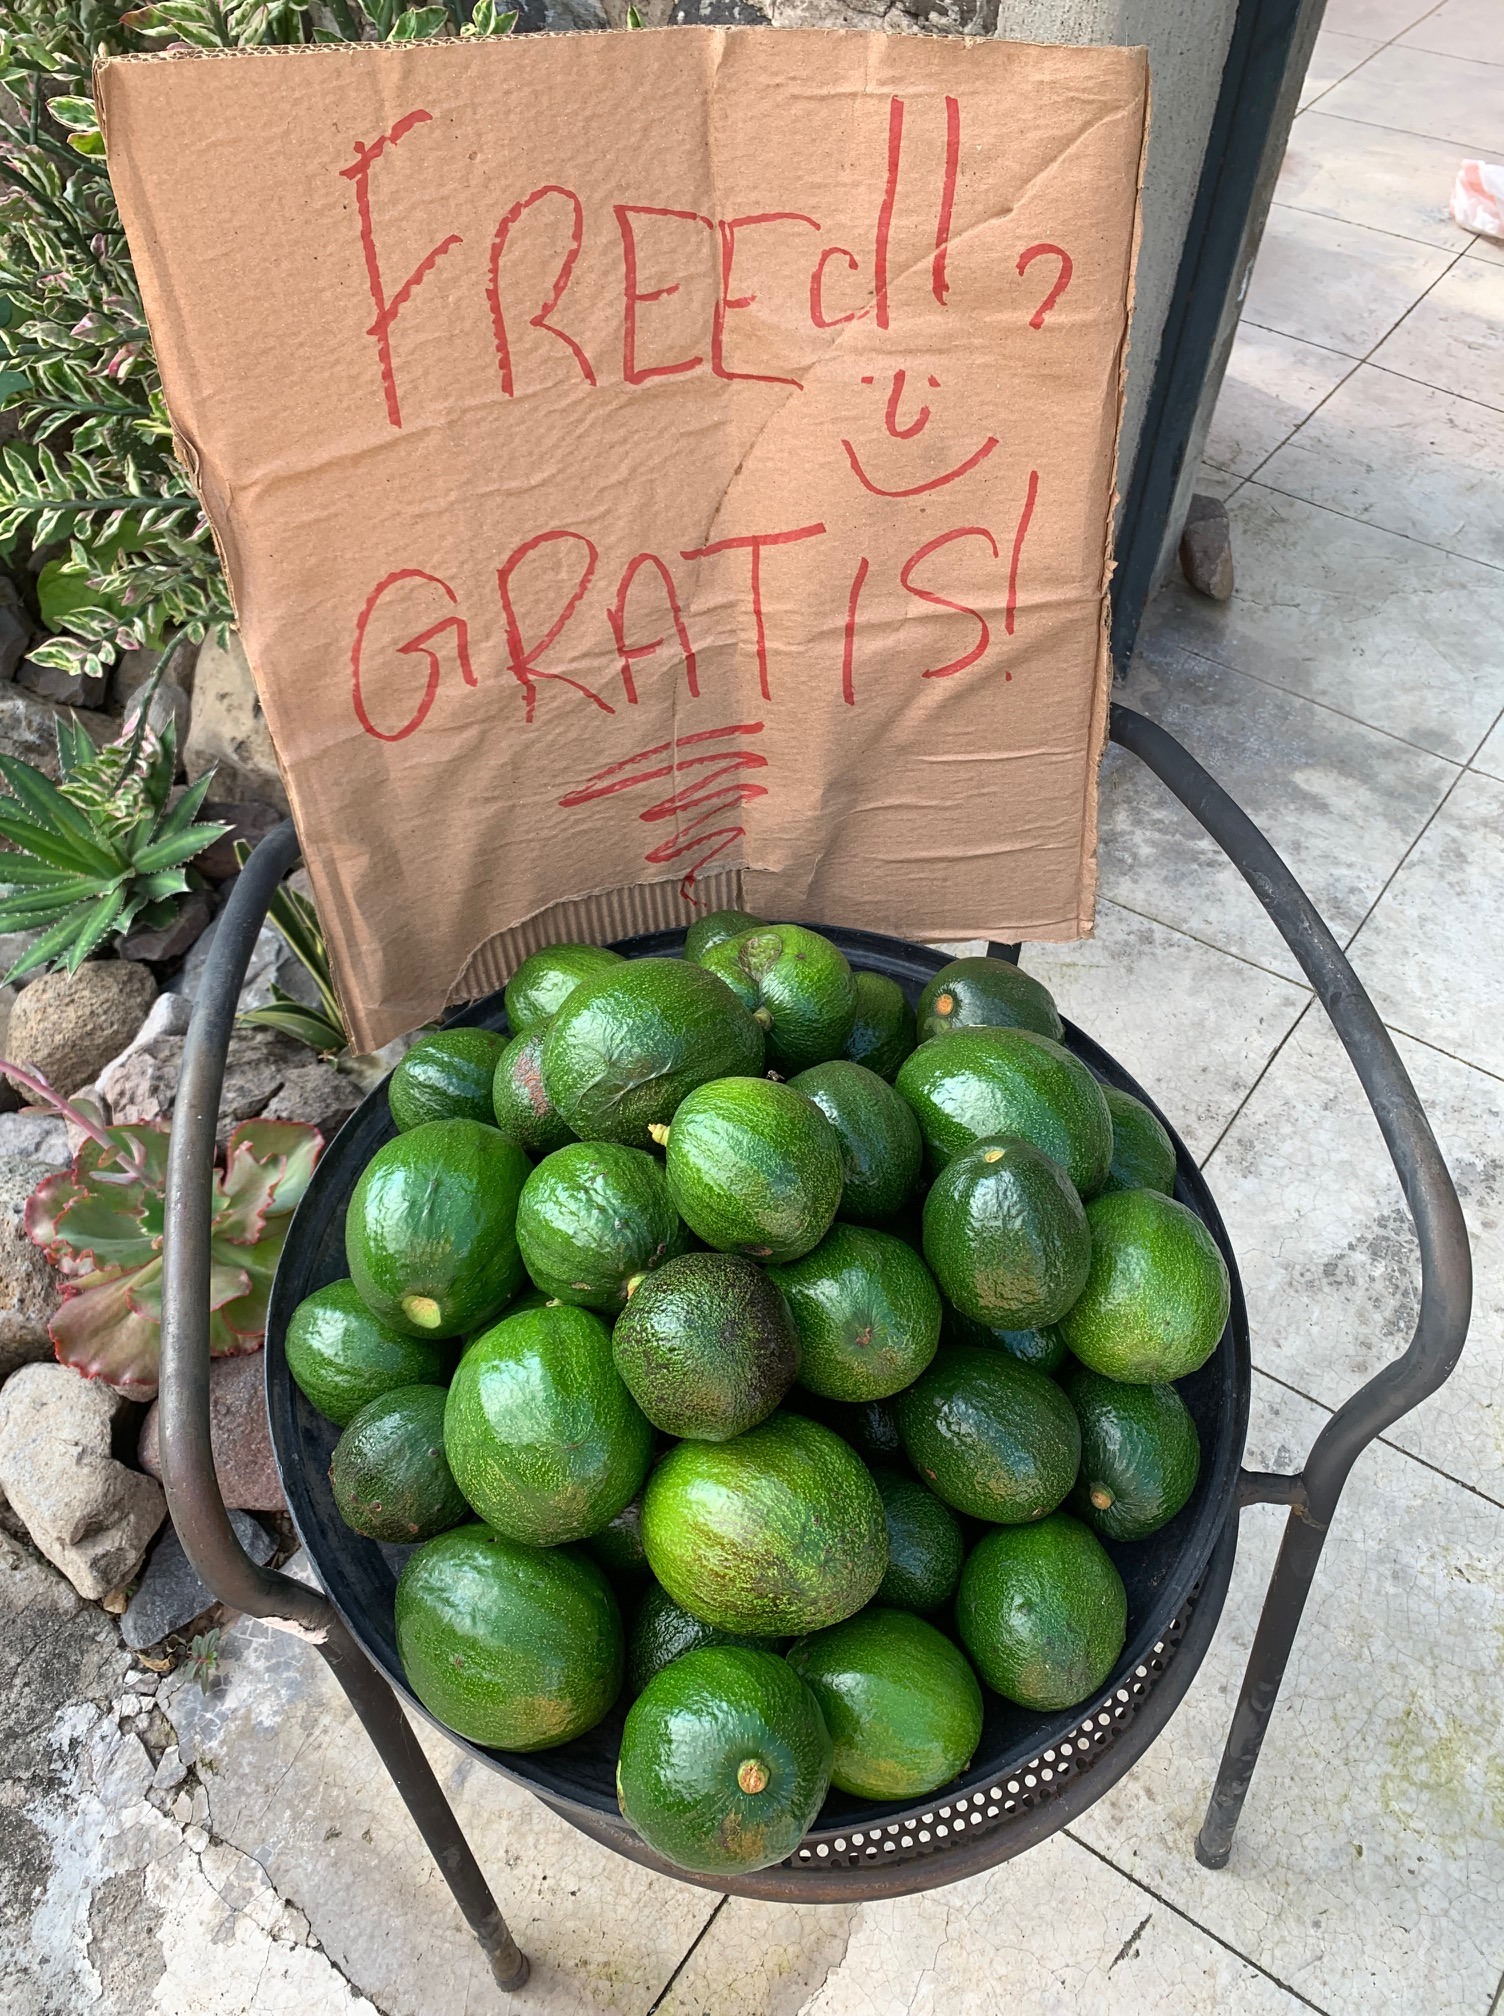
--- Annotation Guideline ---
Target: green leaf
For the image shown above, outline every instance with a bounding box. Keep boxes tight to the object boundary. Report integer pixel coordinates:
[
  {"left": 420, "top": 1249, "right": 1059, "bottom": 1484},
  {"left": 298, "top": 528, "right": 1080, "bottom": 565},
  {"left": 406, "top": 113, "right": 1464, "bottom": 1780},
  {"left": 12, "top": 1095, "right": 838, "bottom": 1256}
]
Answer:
[
  {"left": 388, "top": 5, "right": 451, "bottom": 36},
  {"left": 130, "top": 821, "right": 230, "bottom": 875},
  {"left": 0, "top": 804, "right": 114, "bottom": 876},
  {"left": 461, "top": 1, "right": 516, "bottom": 33},
  {"left": 238, "top": 998, "right": 349, "bottom": 1055},
  {"left": 0, "top": 756, "right": 123, "bottom": 875},
  {"left": 45, "top": 96, "right": 101, "bottom": 135},
  {"left": 63, "top": 885, "right": 129, "bottom": 970},
  {"left": 3, "top": 903, "right": 97, "bottom": 980}
]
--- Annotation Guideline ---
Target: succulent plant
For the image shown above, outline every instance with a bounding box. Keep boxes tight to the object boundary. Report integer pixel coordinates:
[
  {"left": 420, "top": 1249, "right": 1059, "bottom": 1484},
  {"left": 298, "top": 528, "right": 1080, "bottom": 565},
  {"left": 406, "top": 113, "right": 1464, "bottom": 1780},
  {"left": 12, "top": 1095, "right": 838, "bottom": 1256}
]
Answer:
[
  {"left": 0, "top": 713, "right": 229, "bottom": 981},
  {"left": 23, "top": 1090, "right": 321, "bottom": 1401}
]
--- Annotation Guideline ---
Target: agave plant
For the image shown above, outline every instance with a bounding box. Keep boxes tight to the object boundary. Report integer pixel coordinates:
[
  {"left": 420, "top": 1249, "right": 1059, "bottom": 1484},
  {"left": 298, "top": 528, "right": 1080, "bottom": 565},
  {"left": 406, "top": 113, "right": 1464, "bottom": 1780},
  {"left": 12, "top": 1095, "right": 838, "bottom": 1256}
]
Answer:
[
  {"left": 0, "top": 710, "right": 229, "bottom": 981},
  {"left": 18, "top": 1065, "right": 321, "bottom": 1400},
  {"left": 235, "top": 845, "right": 350, "bottom": 1057}
]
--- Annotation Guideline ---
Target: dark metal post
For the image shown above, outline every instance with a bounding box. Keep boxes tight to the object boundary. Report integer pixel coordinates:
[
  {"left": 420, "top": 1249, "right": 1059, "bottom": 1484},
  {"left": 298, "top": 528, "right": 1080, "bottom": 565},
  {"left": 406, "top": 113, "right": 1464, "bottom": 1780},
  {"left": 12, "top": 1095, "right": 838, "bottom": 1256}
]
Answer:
[
  {"left": 161, "top": 821, "right": 529, "bottom": 1994},
  {"left": 1110, "top": 707, "right": 1472, "bottom": 1866}
]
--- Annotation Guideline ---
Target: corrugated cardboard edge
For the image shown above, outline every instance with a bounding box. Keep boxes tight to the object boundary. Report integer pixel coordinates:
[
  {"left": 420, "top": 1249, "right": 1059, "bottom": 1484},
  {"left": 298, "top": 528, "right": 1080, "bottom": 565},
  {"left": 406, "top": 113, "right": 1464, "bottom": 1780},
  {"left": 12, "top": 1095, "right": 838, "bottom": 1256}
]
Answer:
[{"left": 1075, "top": 48, "right": 1150, "bottom": 943}]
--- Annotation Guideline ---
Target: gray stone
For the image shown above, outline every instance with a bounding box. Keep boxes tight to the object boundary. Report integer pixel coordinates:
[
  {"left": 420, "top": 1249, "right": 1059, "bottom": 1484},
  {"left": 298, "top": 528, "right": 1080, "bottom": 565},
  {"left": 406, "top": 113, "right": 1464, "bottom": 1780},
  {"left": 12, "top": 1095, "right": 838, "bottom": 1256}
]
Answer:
[
  {"left": 119, "top": 1511, "right": 274, "bottom": 1652},
  {"left": 173, "top": 915, "right": 322, "bottom": 1017},
  {"left": 0, "top": 1154, "right": 63, "bottom": 1381},
  {"left": 0, "top": 576, "right": 32, "bottom": 681},
  {"left": 0, "top": 1364, "right": 165, "bottom": 1600},
  {"left": 108, "top": 635, "right": 198, "bottom": 713},
  {"left": 261, "top": 1063, "right": 360, "bottom": 1139},
  {"left": 1180, "top": 492, "right": 1235, "bottom": 601},
  {"left": 3, "top": 959, "right": 157, "bottom": 1100},
  {"left": 93, "top": 991, "right": 195, "bottom": 1127},
  {"left": 13, "top": 655, "right": 109, "bottom": 709},
  {"left": 118, "top": 887, "right": 214, "bottom": 965},
  {"left": 121, "top": 675, "right": 191, "bottom": 752},
  {"left": 191, "top": 797, "right": 286, "bottom": 883},
  {"left": 137, "top": 1349, "right": 286, "bottom": 1513},
  {"left": 0, "top": 688, "right": 111, "bottom": 780},
  {"left": 0, "top": 1110, "right": 70, "bottom": 1163},
  {"left": 183, "top": 630, "right": 289, "bottom": 811}
]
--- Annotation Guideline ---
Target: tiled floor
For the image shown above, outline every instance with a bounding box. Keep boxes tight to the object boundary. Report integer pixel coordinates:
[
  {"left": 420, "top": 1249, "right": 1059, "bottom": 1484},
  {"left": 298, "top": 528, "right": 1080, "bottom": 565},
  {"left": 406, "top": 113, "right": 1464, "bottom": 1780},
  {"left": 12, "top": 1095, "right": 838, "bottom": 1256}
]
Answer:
[{"left": 8, "top": 11, "right": 1502, "bottom": 2015}]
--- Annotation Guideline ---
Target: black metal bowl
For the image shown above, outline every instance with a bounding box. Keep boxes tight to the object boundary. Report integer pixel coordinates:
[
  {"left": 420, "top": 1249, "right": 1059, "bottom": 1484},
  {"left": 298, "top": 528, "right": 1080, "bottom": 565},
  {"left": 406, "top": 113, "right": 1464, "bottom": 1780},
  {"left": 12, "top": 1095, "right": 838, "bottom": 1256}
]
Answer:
[{"left": 264, "top": 926, "right": 1250, "bottom": 1898}]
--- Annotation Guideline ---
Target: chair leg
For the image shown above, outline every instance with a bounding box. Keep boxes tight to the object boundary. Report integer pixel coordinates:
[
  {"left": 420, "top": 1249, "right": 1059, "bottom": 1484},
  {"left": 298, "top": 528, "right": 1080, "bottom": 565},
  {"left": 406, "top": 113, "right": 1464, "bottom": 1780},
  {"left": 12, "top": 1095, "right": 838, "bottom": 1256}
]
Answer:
[
  {"left": 1196, "top": 1510, "right": 1328, "bottom": 1869},
  {"left": 319, "top": 1615, "right": 530, "bottom": 1993}
]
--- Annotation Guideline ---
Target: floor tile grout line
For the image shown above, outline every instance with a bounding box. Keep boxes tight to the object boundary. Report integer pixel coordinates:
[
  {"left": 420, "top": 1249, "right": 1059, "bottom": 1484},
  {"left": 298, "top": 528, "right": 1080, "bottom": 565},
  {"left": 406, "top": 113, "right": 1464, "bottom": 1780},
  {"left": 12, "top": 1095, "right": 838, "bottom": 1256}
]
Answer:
[
  {"left": 1196, "top": 997, "right": 1317, "bottom": 1170},
  {"left": 1297, "top": 109, "right": 1504, "bottom": 153},
  {"left": 1149, "top": 624, "right": 1475, "bottom": 769},
  {"left": 1290, "top": 2, "right": 1449, "bottom": 120},
  {"left": 1261, "top": 192, "right": 1466, "bottom": 256},
  {"left": 1086, "top": 886, "right": 1316, "bottom": 996},
  {"left": 1232, "top": 473, "right": 1504, "bottom": 576},
  {"left": 1060, "top": 1832, "right": 1334, "bottom": 2014},
  {"left": 1237, "top": 317, "right": 1365, "bottom": 363},
  {"left": 644, "top": 1894, "right": 728, "bottom": 2015},
  {"left": 1249, "top": 1363, "right": 1504, "bottom": 1515},
  {"left": 1382, "top": 1016, "right": 1504, "bottom": 1089},
  {"left": 1366, "top": 357, "right": 1504, "bottom": 422},
  {"left": 1238, "top": 238, "right": 1473, "bottom": 492}
]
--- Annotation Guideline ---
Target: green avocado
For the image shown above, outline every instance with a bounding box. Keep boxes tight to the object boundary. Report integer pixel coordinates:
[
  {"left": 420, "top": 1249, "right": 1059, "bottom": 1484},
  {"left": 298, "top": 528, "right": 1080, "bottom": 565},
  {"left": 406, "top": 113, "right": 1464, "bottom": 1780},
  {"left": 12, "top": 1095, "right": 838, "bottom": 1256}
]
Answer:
[
  {"left": 490, "top": 1024, "right": 576, "bottom": 1156},
  {"left": 443, "top": 1302, "right": 652, "bottom": 1545},
  {"left": 800, "top": 1393, "right": 903, "bottom": 1464},
  {"left": 922, "top": 1135, "right": 1091, "bottom": 1330},
  {"left": 871, "top": 1467, "right": 965, "bottom": 1613},
  {"left": 345, "top": 1119, "right": 529, "bottom": 1338},
  {"left": 329, "top": 1385, "right": 468, "bottom": 1542},
  {"left": 395, "top": 1524, "right": 622, "bottom": 1749},
  {"left": 789, "top": 1060, "right": 922, "bottom": 1223},
  {"left": 918, "top": 957, "right": 1063, "bottom": 1044},
  {"left": 941, "top": 1306, "right": 1069, "bottom": 1376},
  {"left": 896, "top": 1345, "right": 1081, "bottom": 1524},
  {"left": 842, "top": 970, "right": 917, "bottom": 1083},
  {"left": 617, "top": 1646, "right": 832, "bottom": 1875},
  {"left": 641, "top": 1412, "right": 887, "bottom": 1635},
  {"left": 504, "top": 943, "right": 624, "bottom": 1035},
  {"left": 955, "top": 1514, "right": 1127, "bottom": 1711},
  {"left": 586, "top": 1495, "right": 649, "bottom": 1581},
  {"left": 388, "top": 1028, "right": 508, "bottom": 1132},
  {"left": 515, "top": 1141, "right": 689, "bottom": 1312},
  {"left": 542, "top": 959, "right": 764, "bottom": 1148},
  {"left": 1064, "top": 1361, "right": 1202, "bottom": 1541},
  {"left": 611, "top": 1250, "right": 800, "bottom": 1441},
  {"left": 683, "top": 908, "right": 765, "bottom": 963},
  {"left": 701, "top": 924, "right": 856, "bottom": 1074},
  {"left": 659, "top": 1076, "right": 843, "bottom": 1263},
  {"left": 626, "top": 1584, "right": 780, "bottom": 1696},
  {"left": 895, "top": 1028, "right": 1113, "bottom": 1194},
  {"left": 770, "top": 1224, "right": 940, "bottom": 1404},
  {"left": 787, "top": 1608, "right": 982, "bottom": 1800},
  {"left": 1057, "top": 1188, "right": 1230, "bottom": 1383},
  {"left": 285, "top": 1278, "right": 458, "bottom": 1426},
  {"left": 1101, "top": 1086, "right": 1178, "bottom": 1196}
]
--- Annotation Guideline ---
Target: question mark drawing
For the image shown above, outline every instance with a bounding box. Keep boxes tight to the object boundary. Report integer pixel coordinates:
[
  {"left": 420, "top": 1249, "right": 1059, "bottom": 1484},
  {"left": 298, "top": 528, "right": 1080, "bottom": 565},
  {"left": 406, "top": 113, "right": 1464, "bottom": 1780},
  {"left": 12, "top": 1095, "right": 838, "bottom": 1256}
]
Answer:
[{"left": 1017, "top": 242, "right": 1073, "bottom": 330}]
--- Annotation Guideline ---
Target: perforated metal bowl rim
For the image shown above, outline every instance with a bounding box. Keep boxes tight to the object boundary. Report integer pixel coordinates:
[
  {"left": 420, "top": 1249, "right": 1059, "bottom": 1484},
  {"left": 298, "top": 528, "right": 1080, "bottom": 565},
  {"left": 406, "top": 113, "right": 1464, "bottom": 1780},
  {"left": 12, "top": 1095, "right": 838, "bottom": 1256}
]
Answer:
[{"left": 265, "top": 924, "right": 1250, "bottom": 1869}]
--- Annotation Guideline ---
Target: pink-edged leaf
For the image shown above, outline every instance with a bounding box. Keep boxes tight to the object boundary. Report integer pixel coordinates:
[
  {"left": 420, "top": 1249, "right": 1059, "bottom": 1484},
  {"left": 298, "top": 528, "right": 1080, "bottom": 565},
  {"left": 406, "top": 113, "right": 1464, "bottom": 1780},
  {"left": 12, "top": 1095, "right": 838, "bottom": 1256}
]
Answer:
[
  {"left": 212, "top": 1142, "right": 281, "bottom": 1244},
  {"left": 219, "top": 1119, "right": 323, "bottom": 1235},
  {"left": 126, "top": 1252, "right": 248, "bottom": 1326},
  {"left": 73, "top": 1122, "right": 171, "bottom": 1191},
  {"left": 205, "top": 1310, "right": 267, "bottom": 1361},
  {"left": 38, "top": 1175, "right": 153, "bottom": 1270},
  {"left": 25, "top": 1166, "right": 85, "bottom": 1259},
  {"left": 211, "top": 1221, "right": 287, "bottom": 1342},
  {"left": 50, "top": 1264, "right": 162, "bottom": 1400}
]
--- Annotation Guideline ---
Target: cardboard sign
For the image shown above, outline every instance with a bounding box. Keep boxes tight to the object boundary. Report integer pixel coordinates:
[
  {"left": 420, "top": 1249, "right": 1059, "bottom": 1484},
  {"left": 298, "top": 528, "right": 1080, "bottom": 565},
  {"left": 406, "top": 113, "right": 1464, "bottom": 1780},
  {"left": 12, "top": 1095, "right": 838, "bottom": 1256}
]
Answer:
[{"left": 98, "top": 30, "right": 1147, "bottom": 1052}]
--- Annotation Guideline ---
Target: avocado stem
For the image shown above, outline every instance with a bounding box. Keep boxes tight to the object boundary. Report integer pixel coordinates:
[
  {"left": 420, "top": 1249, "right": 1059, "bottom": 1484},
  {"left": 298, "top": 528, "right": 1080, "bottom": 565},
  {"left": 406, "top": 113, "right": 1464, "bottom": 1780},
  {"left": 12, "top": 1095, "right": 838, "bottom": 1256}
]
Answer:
[
  {"left": 623, "top": 1272, "right": 646, "bottom": 1299},
  {"left": 1090, "top": 1486, "right": 1114, "bottom": 1510},
  {"left": 648, "top": 1123, "right": 672, "bottom": 1147},
  {"left": 736, "top": 1758, "right": 770, "bottom": 1796},
  {"left": 753, "top": 1007, "right": 774, "bottom": 1030},
  {"left": 401, "top": 1294, "right": 443, "bottom": 1330}
]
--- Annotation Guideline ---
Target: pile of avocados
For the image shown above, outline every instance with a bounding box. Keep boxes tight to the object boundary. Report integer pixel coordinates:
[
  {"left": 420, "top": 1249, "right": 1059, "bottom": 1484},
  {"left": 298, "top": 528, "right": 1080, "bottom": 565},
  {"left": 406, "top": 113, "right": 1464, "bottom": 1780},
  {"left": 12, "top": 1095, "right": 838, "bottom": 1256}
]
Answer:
[{"left": 286, "top": 918, "right": 1228, "bottom": 1879}]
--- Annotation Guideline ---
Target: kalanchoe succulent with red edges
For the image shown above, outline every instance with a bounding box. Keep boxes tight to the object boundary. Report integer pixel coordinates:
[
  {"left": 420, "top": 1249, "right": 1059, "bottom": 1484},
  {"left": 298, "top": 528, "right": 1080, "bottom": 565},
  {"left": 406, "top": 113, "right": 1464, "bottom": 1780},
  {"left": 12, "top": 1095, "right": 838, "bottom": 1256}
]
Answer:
[{"left": 24, "top": 1112, "right": 321, "bottom": 1402}]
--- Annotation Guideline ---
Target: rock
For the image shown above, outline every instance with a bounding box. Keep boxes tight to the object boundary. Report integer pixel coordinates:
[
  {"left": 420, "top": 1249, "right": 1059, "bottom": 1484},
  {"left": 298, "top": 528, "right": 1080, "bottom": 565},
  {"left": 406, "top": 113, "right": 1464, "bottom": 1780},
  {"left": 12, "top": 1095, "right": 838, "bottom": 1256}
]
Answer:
[
  {"left": 217, "top": 1028, "right": 312, "bottom": 1142},
  {"left": 0, "top": 931, "right": 43, "bottom": 986},
  {"left": 0, "top": 575, "right": 32, "bottom": 680},
  {"left": 3, "top": 960, "right": 157, "bottom": 1100},
  {"left": 0, "top": 1364, "right": 165, "bottom": 1600},
  {"left": 137, "top": 1350, "right": 286, "bottom": 1513},
  {"left": 14, "top": 655, "right": 109, "bottom": 709},
  {"left": 190, "top": 798, "right": 286, "bottom": 883},
  {"left": 0, "top": 688, "right": 111, "bottom": 779},
  {"left": 1179, "top": 493, "right": 1235, "bottom": 601},
  {"left": 108, "top": 636, "right": 198, "bottom": 714},
  {"left": 0, "top": 1153, "right": 63, "bottom": 1381},
  {"left": 119, "top": 1509, "right": 274, "bottom": 1651},
  {"left": 261, "top": 1063, "right": 360, "bottom": 1138},
  {"left": 184, "top": 631, "right": 289, "bottom": 812},
  {"left": 118, "top": 888, "right": 214, "bottom": 965},
  {"left": 0, "top": 1110, "right": 70, "bottom": 1163},
  {"left": 175, "top": 916, "right": 322, "bottom": 1017},
  {"left": 121, "top": 675, "right": 191, "bottom": 752},
  {"left": 92, "top": 992, "right": 195, "bottom": 1128}
]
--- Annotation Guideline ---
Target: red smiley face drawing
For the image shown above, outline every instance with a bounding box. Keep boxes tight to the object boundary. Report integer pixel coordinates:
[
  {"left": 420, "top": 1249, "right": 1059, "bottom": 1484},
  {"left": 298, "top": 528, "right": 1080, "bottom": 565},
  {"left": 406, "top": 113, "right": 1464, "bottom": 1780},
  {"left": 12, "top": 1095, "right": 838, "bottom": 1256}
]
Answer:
[{"left": 841, "top": 368, "right": 999, "bottom": 499}]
